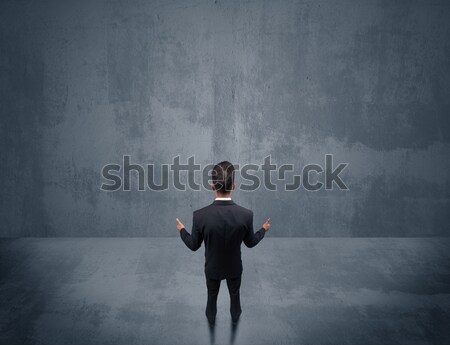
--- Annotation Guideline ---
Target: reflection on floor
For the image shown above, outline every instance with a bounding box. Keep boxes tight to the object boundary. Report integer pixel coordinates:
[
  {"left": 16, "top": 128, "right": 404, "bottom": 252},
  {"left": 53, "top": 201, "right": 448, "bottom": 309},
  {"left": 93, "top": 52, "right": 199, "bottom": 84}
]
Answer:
[{"left": 1, "top": 238, "right": 449, "bottom": 345}]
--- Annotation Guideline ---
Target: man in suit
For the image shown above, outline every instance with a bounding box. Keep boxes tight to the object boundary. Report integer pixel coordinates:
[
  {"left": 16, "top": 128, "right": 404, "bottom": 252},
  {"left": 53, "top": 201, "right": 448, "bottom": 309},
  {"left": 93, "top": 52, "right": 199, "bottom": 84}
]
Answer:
[{"left": 176, "top": 161, "right": 270, "bottom": 325}]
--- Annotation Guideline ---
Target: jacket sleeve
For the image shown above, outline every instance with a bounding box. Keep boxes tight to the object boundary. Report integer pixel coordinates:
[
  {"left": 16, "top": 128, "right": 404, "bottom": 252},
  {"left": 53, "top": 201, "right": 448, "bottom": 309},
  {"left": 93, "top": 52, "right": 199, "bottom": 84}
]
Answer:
[
  {"left": 243, "top": 211, "right": 266, "bottom": 248},
  {"left": 179, "top": 211, "right": 203, "bottom": 251}
]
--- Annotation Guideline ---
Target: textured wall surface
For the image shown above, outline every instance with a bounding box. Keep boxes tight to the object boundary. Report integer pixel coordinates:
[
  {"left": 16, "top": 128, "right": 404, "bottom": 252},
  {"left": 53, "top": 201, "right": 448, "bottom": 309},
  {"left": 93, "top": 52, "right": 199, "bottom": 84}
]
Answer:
[{"left": 1, "top": 0, "right": 449, "bottom": 237}]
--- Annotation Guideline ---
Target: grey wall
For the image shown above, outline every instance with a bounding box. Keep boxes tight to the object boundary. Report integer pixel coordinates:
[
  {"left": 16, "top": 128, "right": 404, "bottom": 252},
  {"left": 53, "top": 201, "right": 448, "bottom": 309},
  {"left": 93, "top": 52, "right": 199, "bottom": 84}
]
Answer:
[{"left": 1, "top": 0, "right": 449, "bottom": 237}]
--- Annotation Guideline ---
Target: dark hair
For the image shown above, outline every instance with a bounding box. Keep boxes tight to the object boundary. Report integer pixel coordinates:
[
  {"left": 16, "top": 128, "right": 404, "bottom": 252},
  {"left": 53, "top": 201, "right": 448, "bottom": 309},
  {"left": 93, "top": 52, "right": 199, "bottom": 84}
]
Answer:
[{"left": 212, "top": 161, "right": 235, "bottom": 194}]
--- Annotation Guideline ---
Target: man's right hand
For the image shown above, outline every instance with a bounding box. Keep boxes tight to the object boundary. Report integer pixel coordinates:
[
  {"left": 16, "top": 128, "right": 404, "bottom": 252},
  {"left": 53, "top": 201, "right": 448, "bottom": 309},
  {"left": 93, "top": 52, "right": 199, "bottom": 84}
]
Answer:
[{"left": 262, "top": 218, "right": 271, "bottom": 231}]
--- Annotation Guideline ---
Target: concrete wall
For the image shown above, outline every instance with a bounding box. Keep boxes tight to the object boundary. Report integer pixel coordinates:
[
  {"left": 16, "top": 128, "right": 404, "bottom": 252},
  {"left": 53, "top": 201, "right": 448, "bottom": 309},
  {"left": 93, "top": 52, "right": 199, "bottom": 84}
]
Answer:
[{"left": 1, "top": 0, "right": 449, "bottom": 237}]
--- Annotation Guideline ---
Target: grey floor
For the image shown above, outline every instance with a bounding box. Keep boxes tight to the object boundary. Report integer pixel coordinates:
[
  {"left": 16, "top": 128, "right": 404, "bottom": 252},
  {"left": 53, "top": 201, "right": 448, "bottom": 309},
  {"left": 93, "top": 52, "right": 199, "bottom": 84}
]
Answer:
[{"left": 0, "top": 238, "right": 449, "bottom": 345}]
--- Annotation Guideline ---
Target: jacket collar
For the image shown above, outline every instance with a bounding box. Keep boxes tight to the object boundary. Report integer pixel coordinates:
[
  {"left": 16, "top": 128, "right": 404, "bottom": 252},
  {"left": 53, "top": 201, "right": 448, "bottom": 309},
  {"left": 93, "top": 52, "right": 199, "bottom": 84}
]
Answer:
[{"left": 212, "top": 199, "right": 235, "bottom": 206}]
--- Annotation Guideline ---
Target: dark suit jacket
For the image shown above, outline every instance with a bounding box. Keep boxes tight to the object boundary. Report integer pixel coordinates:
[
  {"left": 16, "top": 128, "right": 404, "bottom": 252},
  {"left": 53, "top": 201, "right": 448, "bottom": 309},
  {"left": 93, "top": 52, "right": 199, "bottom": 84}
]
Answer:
[{"left": 179, "top": 199, "right": 266, "bottom": 280}]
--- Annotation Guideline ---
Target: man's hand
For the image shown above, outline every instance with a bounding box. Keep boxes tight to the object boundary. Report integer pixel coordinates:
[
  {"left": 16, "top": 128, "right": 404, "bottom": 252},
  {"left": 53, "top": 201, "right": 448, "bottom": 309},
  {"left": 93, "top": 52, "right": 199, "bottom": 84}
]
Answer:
[
  {"left": 176, "top": 218, "right": 185, "bottom": 232},
  {"left": 262, "top": 217, "right": 271, "bottom": 231}
]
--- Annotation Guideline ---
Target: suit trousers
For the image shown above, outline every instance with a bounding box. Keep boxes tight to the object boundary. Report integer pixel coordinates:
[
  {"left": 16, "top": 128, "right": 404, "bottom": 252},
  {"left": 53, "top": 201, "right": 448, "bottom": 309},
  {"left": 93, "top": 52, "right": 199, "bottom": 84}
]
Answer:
[{"left": 205, "top": 275, "right": 242, "bottom": 320}]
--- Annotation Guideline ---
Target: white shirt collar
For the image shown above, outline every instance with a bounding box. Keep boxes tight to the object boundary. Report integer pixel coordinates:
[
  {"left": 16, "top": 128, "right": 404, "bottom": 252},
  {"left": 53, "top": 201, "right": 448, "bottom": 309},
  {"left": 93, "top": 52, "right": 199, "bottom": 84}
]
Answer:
[{"left": 215, "top": 197, "right": 232, "bottom": 200}]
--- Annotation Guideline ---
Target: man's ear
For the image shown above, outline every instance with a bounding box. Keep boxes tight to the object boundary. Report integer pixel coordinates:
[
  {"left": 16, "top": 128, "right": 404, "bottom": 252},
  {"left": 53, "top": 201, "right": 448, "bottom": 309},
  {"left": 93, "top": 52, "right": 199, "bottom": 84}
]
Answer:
[
  {"left": 231, "top": 183, "right": 236, "bottom": 190},
  {"left": 211, "top": 183, "right": 216, "bottom": 191}
]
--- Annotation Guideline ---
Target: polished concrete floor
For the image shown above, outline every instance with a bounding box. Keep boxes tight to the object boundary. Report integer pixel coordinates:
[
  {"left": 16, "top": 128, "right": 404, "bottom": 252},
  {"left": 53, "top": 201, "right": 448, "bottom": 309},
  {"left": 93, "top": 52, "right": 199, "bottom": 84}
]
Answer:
[{"left": 0, "top": 238, "right": 449, "bottom": 345}]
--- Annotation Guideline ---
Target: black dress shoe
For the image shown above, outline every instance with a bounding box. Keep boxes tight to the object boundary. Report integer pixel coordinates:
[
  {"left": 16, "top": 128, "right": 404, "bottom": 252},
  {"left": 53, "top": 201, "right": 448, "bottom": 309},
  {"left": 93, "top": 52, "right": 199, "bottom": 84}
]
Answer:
[
  {"left": 231, "top": 314, "right": 240, "bottom": 324},
  {"left": 206, "top": 311, "right": 216, "bottom": 325}
]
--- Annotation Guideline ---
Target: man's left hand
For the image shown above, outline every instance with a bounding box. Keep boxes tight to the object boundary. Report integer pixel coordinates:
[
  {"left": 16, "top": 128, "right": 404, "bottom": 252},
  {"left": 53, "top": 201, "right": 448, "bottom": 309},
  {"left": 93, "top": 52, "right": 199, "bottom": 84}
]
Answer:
[{"left": 176, "top": 218, "right": 185, "bottom": 232}]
